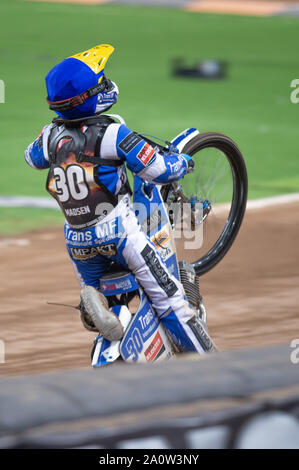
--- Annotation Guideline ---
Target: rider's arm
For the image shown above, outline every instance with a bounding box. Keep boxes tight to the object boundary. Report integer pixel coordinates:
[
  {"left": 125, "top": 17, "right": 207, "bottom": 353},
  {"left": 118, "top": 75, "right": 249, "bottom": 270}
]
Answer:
[
  {"left": 115, "top": 124, "right": 191, "bottom": 184},
  {"left": 24, "top": 125, "right": 53, "bottom": 170}
]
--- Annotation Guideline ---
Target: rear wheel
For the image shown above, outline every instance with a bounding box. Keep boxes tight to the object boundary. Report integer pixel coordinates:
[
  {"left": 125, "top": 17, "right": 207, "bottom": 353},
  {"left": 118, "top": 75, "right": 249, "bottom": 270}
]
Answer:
[{"left": 167, "top": 132, "right": 248, "bottom": 276}]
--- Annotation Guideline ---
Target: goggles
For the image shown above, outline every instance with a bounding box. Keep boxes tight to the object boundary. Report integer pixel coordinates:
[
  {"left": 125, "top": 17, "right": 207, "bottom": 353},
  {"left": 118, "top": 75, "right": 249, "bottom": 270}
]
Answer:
[{"left": 47, "top": 75, "right": 112, "bottom": 112}]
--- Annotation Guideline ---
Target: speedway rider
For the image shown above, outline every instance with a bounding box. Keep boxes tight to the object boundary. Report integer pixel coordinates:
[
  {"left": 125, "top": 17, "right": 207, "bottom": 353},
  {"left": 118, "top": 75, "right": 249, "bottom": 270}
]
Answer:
[{"left": 25, "top": 44, "right": 216, "bottom": 355}]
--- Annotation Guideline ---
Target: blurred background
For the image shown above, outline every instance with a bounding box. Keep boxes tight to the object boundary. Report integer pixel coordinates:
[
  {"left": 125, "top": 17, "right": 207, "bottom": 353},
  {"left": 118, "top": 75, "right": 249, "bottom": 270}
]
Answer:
[{"left": 0, "top": 0, "right": 299, "bottom": 232}]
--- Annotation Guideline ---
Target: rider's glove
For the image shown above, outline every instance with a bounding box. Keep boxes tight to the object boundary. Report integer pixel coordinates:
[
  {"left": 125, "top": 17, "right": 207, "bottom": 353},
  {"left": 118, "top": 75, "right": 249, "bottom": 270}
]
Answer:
[{"left": 181, "top": 153, "right": 194, "bottom": 174}]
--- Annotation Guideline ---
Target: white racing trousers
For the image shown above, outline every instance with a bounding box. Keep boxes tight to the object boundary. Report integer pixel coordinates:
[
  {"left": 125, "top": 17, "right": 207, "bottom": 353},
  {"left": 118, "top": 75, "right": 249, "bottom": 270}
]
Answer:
[{"left": 65, "top": 196, "right": 213, "bottom": 354}]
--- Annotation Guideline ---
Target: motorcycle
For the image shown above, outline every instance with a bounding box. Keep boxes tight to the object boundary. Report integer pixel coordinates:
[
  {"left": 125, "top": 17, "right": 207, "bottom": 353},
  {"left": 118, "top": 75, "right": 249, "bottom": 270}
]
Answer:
[{"left": 90, "top": 127, "right": 248, "bottom": 366}]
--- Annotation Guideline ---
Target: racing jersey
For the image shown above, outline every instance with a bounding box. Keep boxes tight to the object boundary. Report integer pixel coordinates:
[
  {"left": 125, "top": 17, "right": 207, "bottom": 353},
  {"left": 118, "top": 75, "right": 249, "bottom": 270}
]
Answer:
[{"left": 25, "top": 114, "right": 189, "bottom": 228}]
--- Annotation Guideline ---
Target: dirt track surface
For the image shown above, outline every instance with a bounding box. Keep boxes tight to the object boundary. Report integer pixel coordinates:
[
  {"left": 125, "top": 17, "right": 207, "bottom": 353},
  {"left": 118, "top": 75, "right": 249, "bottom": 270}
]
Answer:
[{"left": 0, "top": 202, "right": 298, "bottom": 376}]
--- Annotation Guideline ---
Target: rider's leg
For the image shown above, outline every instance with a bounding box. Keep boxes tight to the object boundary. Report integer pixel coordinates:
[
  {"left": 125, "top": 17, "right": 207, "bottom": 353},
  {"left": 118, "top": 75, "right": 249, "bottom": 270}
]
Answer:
[
  {"left": 118, "top": 210, "right": 216, "bottom": 354},
  {"left": 65, "top": 207, "right": 216, "bottom": 353}
]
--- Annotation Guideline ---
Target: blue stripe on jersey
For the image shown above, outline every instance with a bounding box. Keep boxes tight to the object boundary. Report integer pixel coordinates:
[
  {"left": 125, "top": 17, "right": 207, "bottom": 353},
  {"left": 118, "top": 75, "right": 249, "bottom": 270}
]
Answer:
[
  {"left": 116, "top": 124, "right": 156, "bottom": 174},
  {"left": 96, "top": 164, "right": 121, "bottom": 194}
]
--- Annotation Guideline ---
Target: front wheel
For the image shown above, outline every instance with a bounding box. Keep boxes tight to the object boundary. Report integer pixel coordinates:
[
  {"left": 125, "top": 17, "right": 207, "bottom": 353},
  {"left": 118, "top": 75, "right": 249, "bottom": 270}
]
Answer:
[{"left": 176, "top": 132, "right": 248, "bottom": 276}]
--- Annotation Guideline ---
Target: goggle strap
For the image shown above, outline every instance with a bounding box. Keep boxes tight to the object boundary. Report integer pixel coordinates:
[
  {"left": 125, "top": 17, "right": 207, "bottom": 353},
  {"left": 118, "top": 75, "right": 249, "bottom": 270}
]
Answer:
[{"left": 47, "top": 76, "right": 108, "bottom": 112}]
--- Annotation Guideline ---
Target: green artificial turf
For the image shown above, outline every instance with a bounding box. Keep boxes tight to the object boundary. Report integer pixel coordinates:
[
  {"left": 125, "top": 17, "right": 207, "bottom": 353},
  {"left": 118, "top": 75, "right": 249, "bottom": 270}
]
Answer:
[
  {"left": 0, "top": 207, "right": 64, "bottom": 235},
  {"left": 0, "top": 0, "right": 298, "bottom": 233}
]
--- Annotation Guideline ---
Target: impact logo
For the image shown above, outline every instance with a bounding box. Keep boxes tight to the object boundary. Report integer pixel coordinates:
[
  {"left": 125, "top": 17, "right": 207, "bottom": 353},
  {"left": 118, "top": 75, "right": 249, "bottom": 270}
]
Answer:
[
  {"left": 290, "top": 79, "right": 299, "bottom": 104},
  {"left": 0, "top": 80, "right": 4, "bottom": 103}
]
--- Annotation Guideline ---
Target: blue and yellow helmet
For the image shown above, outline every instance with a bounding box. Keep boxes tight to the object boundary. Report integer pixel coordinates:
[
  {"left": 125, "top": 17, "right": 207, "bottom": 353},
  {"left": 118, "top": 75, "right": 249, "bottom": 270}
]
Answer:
[{"left": 46, "top": 44, "right": 116, "bottom": 120}]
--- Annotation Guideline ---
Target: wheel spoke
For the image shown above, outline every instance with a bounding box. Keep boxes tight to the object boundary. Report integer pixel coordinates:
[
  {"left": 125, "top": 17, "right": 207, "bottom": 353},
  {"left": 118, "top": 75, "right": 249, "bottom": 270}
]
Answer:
[{"left": 174, "top": 133, "right": 247, "bottom": 276}]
